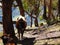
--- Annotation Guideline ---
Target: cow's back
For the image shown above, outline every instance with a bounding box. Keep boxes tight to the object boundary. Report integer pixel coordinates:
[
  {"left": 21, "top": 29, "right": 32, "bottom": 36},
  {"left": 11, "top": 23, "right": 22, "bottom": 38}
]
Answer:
[{"left": 16, "top": 19, "right": 27, "bottom": 29}]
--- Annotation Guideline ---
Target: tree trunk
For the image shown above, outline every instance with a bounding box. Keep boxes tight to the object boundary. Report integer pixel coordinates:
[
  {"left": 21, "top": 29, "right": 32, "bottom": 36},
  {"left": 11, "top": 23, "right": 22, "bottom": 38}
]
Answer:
[
  {"left": 34, "top": 4, "right": 39, "bottom": 27},
  {"left": 58, "top": 0, "right": 60, "bottom": 15},
  {"left": 47, "top": 0, "right": 52, "bottom": 25},
  {"left": 2, "top": 0, "right": 15, "bottom": 36},
  {"left": 48, "top": 0, "right": 52, "bottom": 20},
  {"left": 58, "top": 0, "right": 60, "bottom": 21},
  {"left": 30, "top": 11, "right": 33, "bottom": 27},
  {"left": 43, "top": 0, "right": 47, "bottom": 20},
  {"left": 16, "top": 0, "right": 25, "bottom": 16},
  {"left": 48, "top": 0, "right": 56, "bottom": 25},
  {"left": 34, "top": 17, "right": 38, "bottom": 27}
]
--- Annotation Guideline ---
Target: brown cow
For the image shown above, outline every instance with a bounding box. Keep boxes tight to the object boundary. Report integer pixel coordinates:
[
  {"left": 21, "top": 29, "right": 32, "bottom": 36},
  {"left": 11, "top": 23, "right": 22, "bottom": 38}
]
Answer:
[{"left": 16, "top": 17, "right": 27, "bottom": 40}]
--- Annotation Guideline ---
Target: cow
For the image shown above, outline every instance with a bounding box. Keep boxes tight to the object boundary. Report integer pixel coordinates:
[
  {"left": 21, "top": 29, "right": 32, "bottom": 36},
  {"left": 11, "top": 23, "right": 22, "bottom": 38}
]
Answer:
[{"left": 16, "top": 16, "right": 27, "bottom": 40}]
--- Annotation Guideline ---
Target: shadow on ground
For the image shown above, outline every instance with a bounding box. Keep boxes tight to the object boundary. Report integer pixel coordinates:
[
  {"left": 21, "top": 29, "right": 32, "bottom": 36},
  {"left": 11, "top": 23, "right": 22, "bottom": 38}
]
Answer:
[
  {"left": 17, "top": 38, "right": 35, "bottom": 45},
  {"left": 1, "top": 35, "right": 35, "bottom": 45}
]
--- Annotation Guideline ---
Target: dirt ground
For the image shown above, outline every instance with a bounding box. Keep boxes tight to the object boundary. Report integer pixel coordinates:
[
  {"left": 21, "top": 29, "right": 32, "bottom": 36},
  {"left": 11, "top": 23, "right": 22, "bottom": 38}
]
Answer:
[{"left": 0, "top": 23, "right": 60, "bottom": 45}]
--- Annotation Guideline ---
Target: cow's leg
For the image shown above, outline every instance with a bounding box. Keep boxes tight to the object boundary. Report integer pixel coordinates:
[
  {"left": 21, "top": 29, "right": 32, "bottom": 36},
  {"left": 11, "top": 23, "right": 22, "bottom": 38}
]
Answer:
[
  {"left": 17, "top": 29, "right": 20, "bottom": 40},
  {"left": 18, "top": 32, "right": 20, "bottom": 40},
  {"left": 21, "top": 29, "right": 24, "bottom": 40}
]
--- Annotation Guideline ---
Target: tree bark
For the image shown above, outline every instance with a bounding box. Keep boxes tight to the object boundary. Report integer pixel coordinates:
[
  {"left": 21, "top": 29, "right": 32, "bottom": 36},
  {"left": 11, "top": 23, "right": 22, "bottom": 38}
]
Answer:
[
  {"left": 16, "top": 0, "right": 25, "bottom": 16},
  {"left": 34, "top": 5, "right": 39, "bottom": 27},
  {"left": 58, "top": 0, "right": 60, "bottom": 20},
  {"left": 47, "top": 0, "right": 52, "bottom": 25},
  {"left": 43, "top": 0, "right": 47, "bottom": 20},
  {"left": 58, "top": 0, "right": 60, "bottom": 15},
  {"left": 48, "top": 0, "right": 52, "bottom": 20},
  {"left": 30, "top": 11, "right": 33, "bottom": 27},
  {"left": 34, "top": 17, "right": 38, "bottom": 27},
  {"left": 2, "top": 0, "right": 15, "bottom": 36}
]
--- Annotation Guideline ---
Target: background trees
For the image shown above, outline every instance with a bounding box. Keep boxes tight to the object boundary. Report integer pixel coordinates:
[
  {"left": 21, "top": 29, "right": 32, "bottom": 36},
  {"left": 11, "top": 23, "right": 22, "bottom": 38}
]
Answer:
[
  {"left": 22, "top": 0, "right": 40, "bottom": 27},
  {"left": 1, "top": 0, "right": 60, "bottom": 36}
]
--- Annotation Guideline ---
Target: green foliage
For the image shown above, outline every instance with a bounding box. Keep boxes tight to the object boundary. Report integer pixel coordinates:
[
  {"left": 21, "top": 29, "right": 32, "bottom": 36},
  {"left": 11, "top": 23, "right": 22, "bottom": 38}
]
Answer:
[
  {"left": 39, "top": 16, "right": 43, "bottom": 20},
  {"left": 52, "top": 0, "right": 58, "bottom": 10},
  {"left": 22, "top": 0, "right": 29, "bottom": 12},
  {"left": 28, "top": 0, "right": 35, "bottom": 5},
  {"left": 22, "top": 0, "right": 40, "bottom": 16}
]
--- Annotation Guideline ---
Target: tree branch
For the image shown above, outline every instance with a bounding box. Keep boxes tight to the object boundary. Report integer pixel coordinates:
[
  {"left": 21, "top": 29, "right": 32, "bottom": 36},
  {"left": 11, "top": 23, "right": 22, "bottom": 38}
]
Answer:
[{"left": 24, "top": 10, "right": 36, "bottom": 18}]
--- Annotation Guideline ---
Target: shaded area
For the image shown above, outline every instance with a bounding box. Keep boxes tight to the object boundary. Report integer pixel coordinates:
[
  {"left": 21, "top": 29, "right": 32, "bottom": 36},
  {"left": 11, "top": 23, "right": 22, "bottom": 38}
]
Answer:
[
  {"left": 0, "top": 36, "right": 35, "bottom": 45},
  {"left": 17, "top": 38, "right": 35, "bottom": 45}
]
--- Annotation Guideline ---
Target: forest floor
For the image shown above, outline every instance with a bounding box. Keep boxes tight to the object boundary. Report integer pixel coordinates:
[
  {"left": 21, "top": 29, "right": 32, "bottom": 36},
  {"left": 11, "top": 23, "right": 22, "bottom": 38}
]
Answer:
[{"left": 0, "top": 23, "right": 60, "bottom": 45}]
